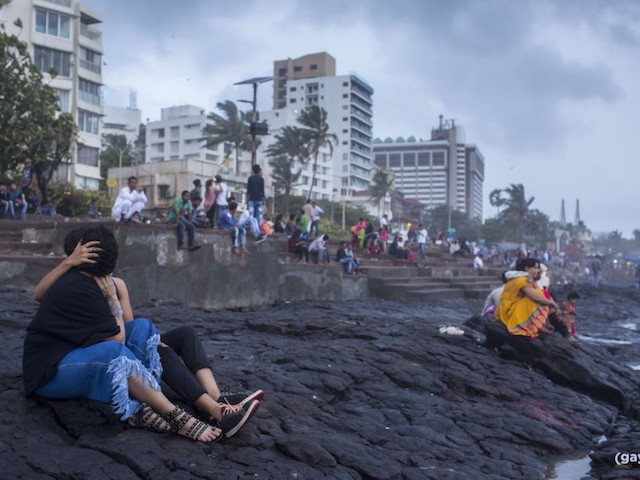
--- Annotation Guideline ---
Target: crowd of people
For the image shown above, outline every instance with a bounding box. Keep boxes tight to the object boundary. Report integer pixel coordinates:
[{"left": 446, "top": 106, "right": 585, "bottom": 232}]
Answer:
[{"left": 0, "top": 158, "right": 56, "bottom": 220}]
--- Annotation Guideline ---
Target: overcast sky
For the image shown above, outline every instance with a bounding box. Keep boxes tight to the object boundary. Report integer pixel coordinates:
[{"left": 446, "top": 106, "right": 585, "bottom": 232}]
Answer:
[{"left": 83, "top": 0, "right": 640, "bottom": 237}]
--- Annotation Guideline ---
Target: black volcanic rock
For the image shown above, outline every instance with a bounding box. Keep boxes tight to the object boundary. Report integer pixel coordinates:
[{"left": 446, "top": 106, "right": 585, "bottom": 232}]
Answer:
[{"left": 2, "top": 286, "right": 640, "bottom": 479}]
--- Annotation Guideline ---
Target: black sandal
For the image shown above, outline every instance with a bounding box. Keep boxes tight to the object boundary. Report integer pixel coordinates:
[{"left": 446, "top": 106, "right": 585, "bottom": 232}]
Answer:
[
  {"left": 162, "top": 406, "right": 220, "bottom": 442},
  {"left": 128, "top": 403, "right": 171, "bottom": 432}
]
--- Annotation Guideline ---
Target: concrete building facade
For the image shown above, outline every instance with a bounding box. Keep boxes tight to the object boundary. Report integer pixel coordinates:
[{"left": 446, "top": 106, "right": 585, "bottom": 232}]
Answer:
[
  {"left": 1, "top": 0, "right": 104, "bottom": 189},
  {"left": 267, "top": 52, "right": 374, "bottom": 201},
  {"left": 373, "top": 118, "right": 484, "bottom": 220}
]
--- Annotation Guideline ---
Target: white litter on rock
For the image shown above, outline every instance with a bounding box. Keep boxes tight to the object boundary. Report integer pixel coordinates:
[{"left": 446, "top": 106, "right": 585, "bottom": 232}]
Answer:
[{"left": 439, "top": 326, "right": 465, "bottom": 335}]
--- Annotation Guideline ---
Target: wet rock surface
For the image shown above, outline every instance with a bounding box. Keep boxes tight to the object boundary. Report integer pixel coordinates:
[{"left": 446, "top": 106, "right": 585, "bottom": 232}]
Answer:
[{"left": 2, "top": 285, "right": 640, "bottom": 479}]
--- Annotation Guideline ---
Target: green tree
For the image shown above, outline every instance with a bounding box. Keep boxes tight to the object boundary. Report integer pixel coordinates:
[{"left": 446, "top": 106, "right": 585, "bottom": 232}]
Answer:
[
  {"left": 99, "top": 134, "right": 135, "bottom": 185},
  {"left": 297, "top": 105, "right": 337, "bottom": 199},
  {"left": 202, "top": 100, "right": 251, "bottom": 173},
  {"left": 491, "top": 184, "right": 535, "bottom": 242},
  {"left": 0, "top": 22, "right": 77, "bottom": 199},
  {"left": 269, "top": 155, "right": 301, "bottom": 215},
  {"left": 369, "top": 169, "right": 394, "bottom": 217}
]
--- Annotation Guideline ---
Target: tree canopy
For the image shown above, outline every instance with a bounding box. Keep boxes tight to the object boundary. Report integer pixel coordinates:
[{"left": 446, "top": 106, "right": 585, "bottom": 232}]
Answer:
[
  {"left": 0, "top": 22, "right": 77, "bottom": 198},
  {"left": 202, "top": 100, "right": 251, "bottom": 173},
  {"left": 297, "top": 105, "right": 337, "bottom": 199}
]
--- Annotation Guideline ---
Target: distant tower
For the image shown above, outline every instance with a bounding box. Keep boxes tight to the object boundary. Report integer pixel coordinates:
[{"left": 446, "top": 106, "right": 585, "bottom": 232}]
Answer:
[
  {"left": 129, "top": 89, "right": 138, "bottom": 110},
  {"left": 560, "top": 199, "right": 567, "bottom": 227},
  {"left": 574, "top": 199, "right": 581, "bottom": 225}
]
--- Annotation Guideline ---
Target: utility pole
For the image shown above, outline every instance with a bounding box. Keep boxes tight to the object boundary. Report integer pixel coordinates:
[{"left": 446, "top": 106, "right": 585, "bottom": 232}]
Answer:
[{"left": 235, "top": 76, "right": 273, "bottom": 167}]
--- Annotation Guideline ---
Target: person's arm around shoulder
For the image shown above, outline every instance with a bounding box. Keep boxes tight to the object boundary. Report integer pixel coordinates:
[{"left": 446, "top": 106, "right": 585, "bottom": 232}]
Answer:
[{"left": 33, "top": 240, "right": 101, "bottom": 301}]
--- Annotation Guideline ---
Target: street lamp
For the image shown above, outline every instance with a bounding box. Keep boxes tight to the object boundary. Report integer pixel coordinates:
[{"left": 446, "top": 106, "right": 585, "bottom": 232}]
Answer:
[{"left": 234, "top": 76, "right": 273, "bottom": 167}]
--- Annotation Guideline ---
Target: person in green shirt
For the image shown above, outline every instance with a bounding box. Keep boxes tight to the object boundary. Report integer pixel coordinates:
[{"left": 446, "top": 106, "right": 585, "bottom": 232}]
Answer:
[{"left": 166, "top": 191, "right": 200, "bottom": 251}]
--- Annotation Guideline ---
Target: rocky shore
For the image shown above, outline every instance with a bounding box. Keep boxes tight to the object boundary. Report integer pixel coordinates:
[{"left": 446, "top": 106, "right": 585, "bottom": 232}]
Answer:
[{"left": 2, "top": 284, "right": 640, "bottom": 479}]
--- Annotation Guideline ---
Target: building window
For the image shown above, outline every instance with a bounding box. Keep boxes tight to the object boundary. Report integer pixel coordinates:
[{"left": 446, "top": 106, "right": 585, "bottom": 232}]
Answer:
[
  {"left": 157, "top": 128, "right": 165, "bottom": 138},
  {"left": 294, "top": 65, "right": 302, "bottom": 72},
  {"left": 290, "top": 86, "right": 297, "bottom": 92},
  {"left": 403, "top": 153, "right": 416, "bottom": 167},
  {"left": 35, "top": 8, "right": 71, "bottom": 39},
  {"left": 342, "top": 93, "right": 348, "bottom": 98},
  {"left": 77, "top": 146, "right": 99, "bottom": 166},
  {"left": 54, "top": 88, "right": 69, "bottom": 112},
  {"left": 342, "top": 129, "right": 348, "bottom": 133},
  {"left": 310, "top": 64, "right": 318, "bottom": 70},
  {"left": 389, "top": 153, "right": 401, "bottom": 167},
  {"left": 374, "top": 154, "right": 386, "bottom": 167},
  {"left": 78, "top": 78, "right": 101, "bottom": 105},
  {"left": 77, "top": 109, "right": 99, "bottom": 134},
  {"left": 432, "top": 152, "right": 445, "bottom": 166},
  {"left": 343, "top": 81, "right": 349, "bottom": 87},
  {"left": 278, "top": 67, "right": 287, "bottom": 76},
  {"left": 418, "top": 152, "right": 430, "bottom": 166},
  {"left": 78, "top": 46, "right": 101, "bottom": 74},
  {"left": 290, "top": 98, "right": 297, "bottom": 104},
  {"left": 33, "top": 45, "right": 71, "bottom": 77}
]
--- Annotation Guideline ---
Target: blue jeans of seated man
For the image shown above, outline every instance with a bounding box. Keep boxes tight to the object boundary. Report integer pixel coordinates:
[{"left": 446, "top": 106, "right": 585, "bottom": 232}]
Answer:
[
  {"left": 339, "top": 257, "right": 359, "bottom": 274},
  {"left": 0, "top": 201, "right": 9, "bottom": 219},
  {"left": 170, "top": 216, "right": 196, "bottom": 248},
  {"left": 248, "top": 200, "right": 264, "bottom": 230},
  {"left": 240, "top": 216, "right": 260, "bottom": 239},
  {"left": 221, "top": 224, "right": 246, "bottom": 248},
  {"left": 35, "top": 318, "right": 162, "bottom": 421}
]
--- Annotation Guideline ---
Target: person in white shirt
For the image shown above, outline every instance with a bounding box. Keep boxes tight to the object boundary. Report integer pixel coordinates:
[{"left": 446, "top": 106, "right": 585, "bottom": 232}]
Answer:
[
  {"left": 416, "top": 224, "right": 428, "bottom": 260},
  {"left": 473, "top": 253, "right": 486, "bottom": 275},
  {"left": 112, "top": 176, "right": 147, "bottom": 222},
  {"left": 213, "top": 175, "right": 228, "bottom": 227},
  {"left": 380, "top": 214, "right": 388, "bottom": 230},
  {"left": 308, "top": 234, "right": 330, "bottom": 263},
  {"left": 238, "top": 208, "right": 266, "bottom": 242},
  {"left": 310, "top": 201, "right": 324, "bottom": 238}
]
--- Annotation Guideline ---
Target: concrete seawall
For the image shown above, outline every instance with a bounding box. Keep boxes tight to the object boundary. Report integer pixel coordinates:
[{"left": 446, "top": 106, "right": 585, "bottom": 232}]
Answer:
[{"left": 0, "top": 221, "right": 368, "bottom": 309}]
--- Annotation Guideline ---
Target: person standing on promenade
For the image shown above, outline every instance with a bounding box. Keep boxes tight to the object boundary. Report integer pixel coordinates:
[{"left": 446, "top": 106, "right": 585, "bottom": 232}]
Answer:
[
  {"left": 247, "top": 164, "right": 266, "bottom": 230},
  {"left": 203, "top": 179, "right": 218, "bottom": 229},
  {"left": 417, "top": 224, "right": 428, "bottom": 261},
  {"left": 213, "top": 175, "right": 228, "bottom": 227},
  {"left": 590, "top": 255, "right": 603, "bottom": 287},
  {"left": 310, "top": 201, "right": 324, "bottom": 238}
]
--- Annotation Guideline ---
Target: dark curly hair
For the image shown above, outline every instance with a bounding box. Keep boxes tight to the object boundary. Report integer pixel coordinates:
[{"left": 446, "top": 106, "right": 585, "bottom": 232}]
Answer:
[
  {"left": 74, "top": 226, "right": 118, "bottom": 277},
  {"left": 63, "top": 228, "right": 87, "bottom": 256},
  {"left": 515, "top": 257, "right": 540, "bottom": 271}
]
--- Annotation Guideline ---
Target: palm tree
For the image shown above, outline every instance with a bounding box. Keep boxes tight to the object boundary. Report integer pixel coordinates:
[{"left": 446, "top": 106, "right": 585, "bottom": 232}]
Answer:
[
  {"left": 268, "top": 155, "right": 302, "bottom": 215},
  {"left": 202, "top": 101, "right": 251, "bottom": 174},
  {"left": 496, "top": 184, "right": 535, "bottom": 242},
  {"left": 297, "top": 105, "right": 337, "bottom": 199},
  {"left": 266, "top": 126, "right": 310, "bottom": 165},
  {"left": 369, "top": 169, "right": 394, "bottom": 217}
]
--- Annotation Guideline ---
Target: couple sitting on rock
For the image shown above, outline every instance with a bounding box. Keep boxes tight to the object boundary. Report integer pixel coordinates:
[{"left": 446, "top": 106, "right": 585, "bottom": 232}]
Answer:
[{"left": 23, "top": 226, "right": 262, "bottom": 442}]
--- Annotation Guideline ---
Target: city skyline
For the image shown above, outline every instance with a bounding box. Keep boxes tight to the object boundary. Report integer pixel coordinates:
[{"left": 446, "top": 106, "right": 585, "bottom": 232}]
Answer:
[{"left": 83, "top": 0, "right": 639, "bottom": 236}]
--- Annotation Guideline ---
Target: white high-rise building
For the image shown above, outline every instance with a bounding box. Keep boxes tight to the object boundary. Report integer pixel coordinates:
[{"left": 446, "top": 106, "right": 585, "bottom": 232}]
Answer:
[
  {"left": 265, "top": 52, "right": 374, "bottom": 200},
  {"left": 372, "top": 117, "right": 485, "bottom": 220},
  {"left": 1, "top": 0, "right": 104, "bottom": 189}
]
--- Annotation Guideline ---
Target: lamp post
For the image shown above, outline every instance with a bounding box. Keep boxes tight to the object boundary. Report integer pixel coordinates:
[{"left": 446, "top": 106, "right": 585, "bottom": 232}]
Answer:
[
  {"left": 234, "top": 76, "right": 273, "bottom": 167},
  {"left": 342, "top": 195, "right": 346, "bottom": 232}
]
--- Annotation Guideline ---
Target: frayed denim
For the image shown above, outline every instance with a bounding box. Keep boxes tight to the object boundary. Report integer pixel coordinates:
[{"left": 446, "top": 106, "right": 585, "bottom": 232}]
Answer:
[{"left": 35, "top": 318, "right": 163, "bottom": 420}]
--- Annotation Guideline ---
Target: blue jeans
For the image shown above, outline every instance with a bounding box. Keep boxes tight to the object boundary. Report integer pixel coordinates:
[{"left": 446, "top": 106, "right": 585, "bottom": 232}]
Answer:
[
  {"left": 35, "top": 319, "right": 162, "bottom": 421},
  {"left": 339, "top": 257, "right": 359, "bottom": 274},
  {"left": 419, "top": 243, "right": 426, "bottom": 260},
  {"left": 221, "top": 224, "right": 246, "bottom": 248},
  {"left": 168, "top": 216, "right": 196, "bottom": 248},
  {"left": 240, "top": 216, "right": 260, "bottom": 239},
  {"left": 248, "top": 200, "right": 264, "bottom": 230}
]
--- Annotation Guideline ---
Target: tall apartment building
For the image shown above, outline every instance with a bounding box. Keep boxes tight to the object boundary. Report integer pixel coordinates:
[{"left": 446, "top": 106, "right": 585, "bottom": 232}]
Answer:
[
  {"left": 145, "top": 105, "right": 232, "bottom": 166},
  {"left": 1, "top": 0, "right": 104, "bottom": 189},
  {"left": 372, "top": 117, "right": 484, "bottom": 220},
  {"left": 269, "top": 52, "right": 374, "bottom": 199},
  {"left": 102, "top": 105, "right": 141, "bottom": 146}
]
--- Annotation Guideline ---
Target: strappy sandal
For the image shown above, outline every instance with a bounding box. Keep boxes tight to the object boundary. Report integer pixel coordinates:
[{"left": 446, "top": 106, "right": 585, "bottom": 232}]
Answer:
[
  {"left": 128, "top": 403, "right": 171, "bottom": 432},
  {"left": 162, "top": 406, "right": 221, "bottom": 442}
]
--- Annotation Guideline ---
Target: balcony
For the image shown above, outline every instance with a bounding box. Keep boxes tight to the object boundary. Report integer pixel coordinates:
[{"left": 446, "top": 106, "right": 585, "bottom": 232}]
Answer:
[
  {"left": 79, "top": 58, "right": 101, "bottom": 74},
  {"left": 79, "top": 90, "right": 100, "bottom": 106},
  {"left": 80, "top": 24, "right": 102, "bottom": 44}
]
